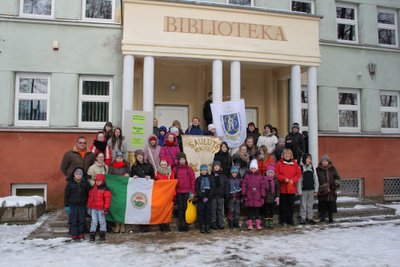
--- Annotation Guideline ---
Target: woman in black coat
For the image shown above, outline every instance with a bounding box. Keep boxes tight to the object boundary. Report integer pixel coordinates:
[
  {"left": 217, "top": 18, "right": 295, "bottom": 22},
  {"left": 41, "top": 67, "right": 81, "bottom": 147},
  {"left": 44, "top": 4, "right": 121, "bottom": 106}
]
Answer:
[{"left": 213, "top": 142, "right": 232, "bottom": 177}]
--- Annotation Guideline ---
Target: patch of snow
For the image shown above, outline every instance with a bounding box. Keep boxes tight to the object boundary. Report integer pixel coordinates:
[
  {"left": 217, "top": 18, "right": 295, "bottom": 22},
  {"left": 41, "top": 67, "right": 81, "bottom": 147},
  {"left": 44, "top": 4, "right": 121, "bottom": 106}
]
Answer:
[
  {"left": 336, "top": 196, "right": 361, "bottom": 202},
  {"left": 338, "top": 204, "right": 377, "bottom": 210},
  {"left": 382, "top": 203, "right": 400, "bottom": 215},
  {"left": 0, "top": 196, "right": 44, "bottom": 208}
]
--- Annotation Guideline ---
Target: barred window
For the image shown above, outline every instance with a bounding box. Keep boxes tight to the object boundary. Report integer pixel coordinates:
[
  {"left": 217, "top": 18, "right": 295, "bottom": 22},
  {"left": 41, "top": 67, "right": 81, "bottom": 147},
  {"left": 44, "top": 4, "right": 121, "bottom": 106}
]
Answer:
[
  {"left": 377, "top": 9, "right": 398, "bottom": 47},
  {"left": 336, "top": 4, "right": 358, "bottom": 43},
  {"left": 338, "top": 89, "right": 360, "bottom": 132},
  {"left": 15, "top": 74, "right": 50, "bottom": 126},
  {"left": 83, "top": 0, "right": 115, "bottom": 22},
  {"left": 20, "top": 0, "right": 53, "bottom": 18},
  {"left": 79, "top": 76, "right": 112, "bottom": 128},
  {"left": 381, "top": 91, "right": 400, "bottom": 132}
]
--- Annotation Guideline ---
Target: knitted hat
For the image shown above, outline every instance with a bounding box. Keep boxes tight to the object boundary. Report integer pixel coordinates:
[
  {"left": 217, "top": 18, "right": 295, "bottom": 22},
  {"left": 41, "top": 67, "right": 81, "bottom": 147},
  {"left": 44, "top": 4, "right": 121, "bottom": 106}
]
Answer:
[
  {"left": 320, "top": 154, "right": 331, "bottom": 162},
  {"left": 208, "top": 124, "right": 216, "bottom": 131},
  {"left": 212, "top": 160, "right": 221, "bottom": 167},
  {"left": 95, "top": 173, "right": 105, "bottom": 182},
  {"left": 249, "top": 159, "right": 258, "bottom": 170},
  {"left": 176, "top": 152, "right": 186, "bottom": 161},
  {"left": 292, "top": 123, "right": 300, "bottom": 129},
  {"left": 169, "top": 127, "right": 179, "bottom": 135},
  {"left": 74, "top": 168, "right": 83, "bottom": 176},
  {"left": 159, "top": 126, "right": 167, "bottom": 132},
  {"left": 266, "top": 164, "right": 275, "bottom": 177},
  {"left": 230, "top": 166, "right": 239, "bottom": 173},
  {"left": 149, "top": 135, "right": 157, "bottom": 142},
  {"left": 134, "top": 149, "right": 145, "bottom": 158},
  {"left": 160, "top": 157, "right": 169, "bottom": 165},
  {"left": 200, "top": 164, "right": 208, "bottom": 171},
  {"left": 115, "top": 150, "right": 124, "bottom": 158}
]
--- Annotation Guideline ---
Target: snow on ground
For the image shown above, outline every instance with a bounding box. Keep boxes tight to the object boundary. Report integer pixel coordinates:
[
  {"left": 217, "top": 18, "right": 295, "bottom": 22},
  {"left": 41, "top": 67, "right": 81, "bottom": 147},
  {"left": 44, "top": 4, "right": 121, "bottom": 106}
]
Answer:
[
  {"left": 1, "top": 218, "right": 400, "bottom": 267},
  {"left": 0, "top": 196, "right": 44, "bottom": 207}
]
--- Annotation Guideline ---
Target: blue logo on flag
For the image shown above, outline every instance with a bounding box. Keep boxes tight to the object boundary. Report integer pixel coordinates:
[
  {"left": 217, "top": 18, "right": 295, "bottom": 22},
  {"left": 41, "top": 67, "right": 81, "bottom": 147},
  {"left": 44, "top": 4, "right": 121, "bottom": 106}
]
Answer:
[{"left": 222, "top": 113, "right": 240, "bottom": 135}]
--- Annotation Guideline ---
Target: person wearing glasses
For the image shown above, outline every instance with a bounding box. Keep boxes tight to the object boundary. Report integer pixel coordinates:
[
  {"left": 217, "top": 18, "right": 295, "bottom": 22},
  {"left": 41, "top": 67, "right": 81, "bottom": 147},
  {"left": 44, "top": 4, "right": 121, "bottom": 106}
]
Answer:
[{"left": 61, "top": 136, "right": 96, "bottom": 181}]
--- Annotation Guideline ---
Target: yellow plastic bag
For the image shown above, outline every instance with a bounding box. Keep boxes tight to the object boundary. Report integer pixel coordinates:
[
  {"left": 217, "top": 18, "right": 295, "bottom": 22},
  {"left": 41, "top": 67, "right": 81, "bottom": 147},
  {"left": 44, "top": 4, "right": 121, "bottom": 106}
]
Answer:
[{"left": 185, "top": 198, "right": 197, "bottom": 224}]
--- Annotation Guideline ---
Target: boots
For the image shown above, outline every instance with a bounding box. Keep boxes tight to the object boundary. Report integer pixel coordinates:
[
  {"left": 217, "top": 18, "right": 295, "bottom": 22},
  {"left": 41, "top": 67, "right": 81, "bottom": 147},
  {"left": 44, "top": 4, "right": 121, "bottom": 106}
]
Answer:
[
  {"left": 89, "top": 232, "right": 96, "bottom": 242},
  {"left": 255, "top": 219, "right": 262, "bottom": 230},
  {"left": 165, "top": 224, "right": 171, "bottom": 232},
  {"left": 114, "top": 223, "right": 121, "bottom": 233},
  {"left": 320, "top": 212, "right": 326, "bottom": 223},
  {"left": 120, "top": 224, "right": 126, "bottom": 233},
  {"left": 234, "top": 220, "right": 241, "bottom": 228},
  {"left": 99, "top": 231, "right": 106, "bottom": 241},
  {"left": 228, "top": 221, "right": 234, "bottom": 228},
  {"left": 268, "top": 218, "right": 274, "bottom": 228},
  {"left": 200, "top": 224, "right": 206, "bottom": 234},
  {"left": 264, "top": 218, "right": 270, "bottom": 228},
  {"left": 247, "top": 220, "right": 253, "bottom": 230},
  {"left": 328, "top": 213, "right": 334, "bottom": 223}
]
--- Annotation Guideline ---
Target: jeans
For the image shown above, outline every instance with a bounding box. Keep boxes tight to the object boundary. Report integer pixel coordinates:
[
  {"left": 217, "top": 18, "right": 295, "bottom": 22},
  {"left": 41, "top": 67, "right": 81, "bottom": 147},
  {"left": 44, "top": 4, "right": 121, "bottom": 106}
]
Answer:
[
  {"left": 229, "top": 199, "right": 240, "bottom": 222},
  {"left": 90, "top": 209, "right": 107, "bottom": 232},
  {"left": 211, "top": 197, "right": 225, "bottom": 227},
  {"left": 300, "top": 190, "right": 315, "bottom": 220}
]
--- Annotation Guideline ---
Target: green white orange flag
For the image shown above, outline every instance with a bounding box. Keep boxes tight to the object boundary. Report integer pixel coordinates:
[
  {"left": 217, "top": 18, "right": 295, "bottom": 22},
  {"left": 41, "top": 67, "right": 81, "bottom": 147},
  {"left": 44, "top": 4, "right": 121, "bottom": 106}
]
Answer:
[{"left": 106, "top": 174, "right": 177, "bottom": 225}]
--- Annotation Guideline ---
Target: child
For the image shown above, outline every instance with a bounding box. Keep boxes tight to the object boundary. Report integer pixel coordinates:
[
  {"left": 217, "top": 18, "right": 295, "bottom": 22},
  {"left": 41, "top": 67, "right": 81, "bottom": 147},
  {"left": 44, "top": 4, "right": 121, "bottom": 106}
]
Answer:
[
  {"left": 155, "top": 158, "right": 176, "bottom": 232},
  {"left": 228, "top": 166, "right": 241, "bottom": 228},
  {"left": 297, "top": 154, "right": 319, "bottom": 225},
  {"left": 160, "top": 132, "right": 180, "bottom": 168},
  {"left": 158, "top": 126, "right": 167, "bottom": 145},
  {"left": 173, "top": 152, "right": 195, "bottom": 232},
  {"left": 89, "top": 131, "right": 112, "bottom": 166},
  {"left": 263, "top": 165, "right": 280, "bottom": 228},
  {"left": 64, "top": 167, "right": 89, "bottom": 241},
  {"left": 213, "top": 142, "right": 232, "bottom": 177},
  {"left": 257, "top": 145, "right": 275, "bottom": 175},
  {"left": 242, "top": 159, "right": 266, "bottom": 230},
  {"left": 87, "top": 174, "right": 111, "bottom": 242},
  {"left": 145, "top": 134, "right": 161, "bottom": 171},
  {"left": 209, "top": 161, "right": 229, "bottom": 230},
  {"left": 195, "top": 164, "right": 215, "bottom": 234}
]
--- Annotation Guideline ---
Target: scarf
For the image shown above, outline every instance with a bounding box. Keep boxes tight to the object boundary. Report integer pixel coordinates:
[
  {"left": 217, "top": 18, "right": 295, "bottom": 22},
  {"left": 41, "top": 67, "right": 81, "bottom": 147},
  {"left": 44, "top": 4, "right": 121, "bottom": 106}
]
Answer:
[
  {"left": 236, "top": 151, "right": 250, "bottom": 163},
  {"left": 93, "top": 140, "right": 107, "bottom": 152},
  {"left": 112, "top": 161, "right": 125, "bottom": 169},
  {"left": 157, "top": 165, "right": 172, "bottom": 176},
  {"left": 265, "top": 175, "right": 275, "bottom": 194},
  {"left": 200, "top": 176, "right": 211, "bottom": 193},
  {"left": 164, "top": 139, "right": 175, "bottom": 147}
]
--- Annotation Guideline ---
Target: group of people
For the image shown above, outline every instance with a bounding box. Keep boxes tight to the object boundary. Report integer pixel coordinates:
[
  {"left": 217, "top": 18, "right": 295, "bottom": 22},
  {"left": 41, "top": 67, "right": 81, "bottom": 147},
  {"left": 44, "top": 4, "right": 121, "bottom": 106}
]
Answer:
[{"left": 61, "top": 117, "right": 341, "bottom": 241}]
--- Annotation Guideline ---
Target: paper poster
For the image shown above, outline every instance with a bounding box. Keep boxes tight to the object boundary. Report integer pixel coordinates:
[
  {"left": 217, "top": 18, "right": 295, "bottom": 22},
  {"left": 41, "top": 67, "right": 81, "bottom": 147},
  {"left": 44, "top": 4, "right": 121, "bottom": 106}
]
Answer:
[{"left": 123, "top": 110, "right": 153, "bottom": 152}]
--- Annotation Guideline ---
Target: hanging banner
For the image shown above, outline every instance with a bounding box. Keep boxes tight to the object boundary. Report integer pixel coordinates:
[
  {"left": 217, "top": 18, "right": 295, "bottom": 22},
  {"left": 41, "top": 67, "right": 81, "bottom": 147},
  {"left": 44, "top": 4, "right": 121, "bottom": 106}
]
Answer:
[
  {"left": 211, "top": 99, "right": 247, "bottom": 148},
  {"left": 182, "top": 135, "right": 221, "bottom": 177}
]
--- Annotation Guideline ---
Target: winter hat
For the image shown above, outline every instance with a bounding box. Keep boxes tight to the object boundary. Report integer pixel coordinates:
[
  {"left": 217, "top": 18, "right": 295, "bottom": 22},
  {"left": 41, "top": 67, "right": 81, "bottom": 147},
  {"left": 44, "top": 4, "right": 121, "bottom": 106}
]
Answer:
[
  {"left": 149, "top": 135, "right": 157, "bottom": 142},
  {"left": 266, "top": 165, "right": 275, "bottom": 177},
  {"left": 200, "top": 164, "right": 208, "bottom": 172},
  {"left": 74, "top": 168, "right": 84, "bottom": 176},
  {"left": 212, "top": 160, "right": 221, "bottom": 167},
  {"left": 292, "top": 123, "right": 300, "bottom": 129},
  {"left": 230, "top": 166, "right": 239, "bottom": 174},
  {"left": 134, "top": 149, "right": 145, "bottom": 158},
  {"left": 160, "top": 157, "right": 169, "bottom": 164},
  {"left": 176, "top": 152, "right": 187, "bottom": 161},
  {"left": 115, "top": 150, "right": 124, "bottom": 158},
  {"left": 159, "top": 126, "right": 167, "bottom": 132},
  {"left": 95, "top": 173, "right": 105, "bottom": 182},
  {"left": 169, "top": 127, "right": 179, "bottom": 135},
  {"left": 208, "top": 124, "right": 216, "bottom": 131},
  {"left": 249, "top": 159, "right": 258, "bottom": 170},
  {"left": 320, "top": 154, "right": 331, "bottom": 162}
]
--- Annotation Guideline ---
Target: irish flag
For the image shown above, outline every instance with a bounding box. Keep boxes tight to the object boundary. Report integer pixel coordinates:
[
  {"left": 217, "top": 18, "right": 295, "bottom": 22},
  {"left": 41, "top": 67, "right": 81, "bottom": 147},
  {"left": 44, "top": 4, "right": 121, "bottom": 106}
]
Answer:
[{"left": 106, "top": 174, "right": 177, "bottom": 224}]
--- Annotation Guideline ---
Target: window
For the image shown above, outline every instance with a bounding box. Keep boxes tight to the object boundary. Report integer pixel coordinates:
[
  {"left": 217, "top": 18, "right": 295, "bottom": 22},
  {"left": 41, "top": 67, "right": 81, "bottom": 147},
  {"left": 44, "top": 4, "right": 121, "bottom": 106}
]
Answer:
[
  {"left": 12, "top": 183, "right": 47, "bottom": 204},
  {"left": 377, "top": 9, "right": 398, "bottom": 47},
  {"left": 336, "top": 4, "right": 358, "bottom": 43},
  {"left": 381, "top": 91, "right": 400, "bottom": 132},
  {"left": 20, "top": 0, "right": 54, "bottom": 18},
  {"left": 227, "top": 0, "right": 253, "bottom": 6},
  {"left": 15, "top": 74, "right": 50, "bottom": 126},
  {"left": 291, "top": 0, "right": 314, "bottom": 14},
  {"left": 79, "top": 76, "right": 112, "bottom": 128},
  {"left": 301, "top": 86, "right": 308, "bottom": 129},
  {"left": 338, "top": 89, "right": 360, "bottom": 132},
  {"left": 83, "top": 0, "right": 116, "bottom": 22}
]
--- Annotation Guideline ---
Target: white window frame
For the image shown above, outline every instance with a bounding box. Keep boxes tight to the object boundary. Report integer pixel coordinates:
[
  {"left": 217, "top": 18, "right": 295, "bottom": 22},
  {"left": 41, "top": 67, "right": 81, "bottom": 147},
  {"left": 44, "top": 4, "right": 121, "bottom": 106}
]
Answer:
[
  {"left": 226, "top": 0, "right": 254, "bottom": 6},
  {"left": 380, "top": 91, "right": 400, "bottom": 133},
  {"left": 377, "top": 8, "right": 398, "bottom": 48},
  {"left": 15, "top": 73, "right": 50, "bottom": 127},
  {"left": 78, "top": 75, "right": 113, "bottom": 128},
  {"left": 336, "top": 3, "right": 358, "bottom": 44},
  {"left": 301, "top": 86, "right": 309, "bottom": 131},
  {"left": 82, "top": 0, "right": 116, "bottom": 23},
  {"left": 12, "top": 183, "right": 48, "bottom": 204},
  {"left": 19, "top": 0, "right": 55, "bottom": 19},
  {"left": 290, "top": 0, "right": 315, "bottom": 15},
  {"left": 338, "top": 89, "right": 361, "bottom": 132}
]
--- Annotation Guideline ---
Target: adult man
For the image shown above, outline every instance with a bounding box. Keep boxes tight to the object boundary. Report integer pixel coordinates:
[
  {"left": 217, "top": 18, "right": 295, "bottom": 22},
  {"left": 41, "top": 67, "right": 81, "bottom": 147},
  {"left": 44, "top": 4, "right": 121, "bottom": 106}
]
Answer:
[
  {"left": 285, "top": 123, "right": 305, "bottom": 163},
  {"left": 203, "top": 92, "right": 213, "bottom": 126},
  {"left": 153, "top": 117, "right": 160, "bottom": 138},
  {"left": 185, "top": 117, "right": 204, "bottom": 135},
  {"left": 61, "top": 136, "right": 95, "bottom": 180}
]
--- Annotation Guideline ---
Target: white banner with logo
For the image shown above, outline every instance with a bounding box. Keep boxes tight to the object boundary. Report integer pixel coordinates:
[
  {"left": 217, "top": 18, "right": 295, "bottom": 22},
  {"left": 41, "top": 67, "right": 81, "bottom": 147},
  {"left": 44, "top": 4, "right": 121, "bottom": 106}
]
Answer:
[{"left": 210, "top": 99, "right": 247, "bottom": 148}]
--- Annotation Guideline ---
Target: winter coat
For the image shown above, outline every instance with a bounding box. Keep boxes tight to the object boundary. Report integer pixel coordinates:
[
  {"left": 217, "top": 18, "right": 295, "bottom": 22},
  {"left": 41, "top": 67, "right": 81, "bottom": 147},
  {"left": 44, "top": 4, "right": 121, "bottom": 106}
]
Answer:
[
  {"left": 107, "top": 138, "right": 128, "bottom": 161},
  {"left": 246, "top": 128, "right": 261, "bottom": 145},
  {"left": 153, "top": 126, "right": 161, "bottom": 138},
  {"left": 87, "top": 161, "right": 109, "bottom": 186},
  {"left": 60, "top": 146, "right": 95, "bottom": 179},
  {"left": 108, "top": 161, "right": 130, "bottom": 176},
  {"left": 64, "top": 172, "right": 89, "bottom": 207},
  {"left": 257, "top": 156, "right": 275, "bottom": 176},
  {"left": 195, "top": 175, "right": 215, "bottom": 200},
  {"left": 257, "top": 134, "right": 278, "bottom": 154},
  {"left": 155, "top": 168, "right": 175, "bottom": 180},
  {"left": 159, "top": 133, "right": 180, "bottom": 168},
  {"left": 241, "top": 170, "right": 266, "bottom": 207},
  {"left": 297, "top": 164, "right": 319, "bottom": 195},
  {"left": 87, "top": 184, "right": 111, "bottom": 211},
  {"left": 228, "top": 176, "right": 242, "bottom": 201},
  {"left": 232, "top": 153, "right": 249, "bottom": 178},
  {"left": 89, "top": 141, "right": 112, "bottom": 166},
  {"left": 274, "top": 145, "right": 285, "bottom": 161},
  {"left": 316, "top": 163, "right": 341, "bottom": 202},
  {"left": 285, "top": 132, "right": 305, "bottom": 162},
  {"left": 265, "top": 177, "right": 280, "bottom": 204},
  {"left": 185, "top": 125, "right": 204, "bottom": 135},
  {"left": 209, "top": 171, "right": 229, "bottom": 198},
  {"left": 275, "top": 159, "right": 301, "bottom": 195},
  {"left": 173, "top": 164, "right": 195, "bottom": 194},
  {"left": 213, "top": 150, "right": 232, "bottom": 177},
  {"left": 145, "top": 135, "right": 161, "bottom": 170},
  {"left": 131, "top": 161, "right": 155, "bottom": 179},
  {"left": 203, "top": 99, "right": 213, "bottom": 125}
]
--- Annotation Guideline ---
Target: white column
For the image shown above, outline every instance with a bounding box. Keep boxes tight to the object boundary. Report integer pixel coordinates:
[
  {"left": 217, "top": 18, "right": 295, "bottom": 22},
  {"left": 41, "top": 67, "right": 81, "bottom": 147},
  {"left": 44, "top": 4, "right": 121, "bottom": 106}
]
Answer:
[
  {"left": 290, "top": 65, "right": 302, "bottom": 126},
  {"left": 212, "top": 59, "right": 223, "bottom": 103},
  {"left": 122, "top": 55, "right": 134, "bottom": 123},
  {"left": 307, "top": 66, "right": 318, "bottom": 166},
  {"left": 143, "top": 56, "right": 154, "bottom": 113},
  {"left": 230, "top": 61, "right": 241, "bottom": 101}
]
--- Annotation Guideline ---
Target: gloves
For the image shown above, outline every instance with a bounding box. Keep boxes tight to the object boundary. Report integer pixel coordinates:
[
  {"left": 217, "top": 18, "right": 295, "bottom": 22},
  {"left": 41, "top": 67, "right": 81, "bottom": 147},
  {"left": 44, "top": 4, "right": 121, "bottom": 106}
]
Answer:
[
  {"left": 189, "top": 192, "right": 194, "bottom": 199},
  {"left": 275, "top": 197, "right": 280, "bottom": 206},
  {"left": 64, "top": 206, "right": 71, "bottom": 216},
  {"left": 103, "top": 210, "right": 109, "bottom": 216},
  {"left": 202, "top": 198, "right": 208, "bottom": 203}
]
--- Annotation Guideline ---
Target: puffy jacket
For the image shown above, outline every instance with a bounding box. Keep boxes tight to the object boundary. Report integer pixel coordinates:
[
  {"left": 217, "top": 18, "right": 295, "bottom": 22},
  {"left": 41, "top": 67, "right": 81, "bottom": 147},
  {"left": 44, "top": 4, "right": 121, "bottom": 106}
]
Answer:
[
  {"left": 60, "top": 146, "right": 95, "bottom": 179},
  {"left": 131, "top": 162, "right": 155, "bottom": 179},
  {"left": 285, "top": 132, "right": 305, "bottom": 162},
  {"left": 155, "top": 171, "right": 175, "bottom": 180},
  {"left": 87, "top": 184, "right": 111, "bottom": 211},
  {"left": 64, "top": 170, "right": 90, "bottom": 207},
  {"left": 257, "top": 134, "right": 278, "bottom": 154},
  {"left": 241, "top": 170, "right": 266, "bottom": 207},
  {"left": 173, "top": 164, "right": 195, "bottom": 193},
  {"left": 275, "top": 159, "right": 301, "bottom": 194},
  {"left": 257, "top": 156, "right": 275, "bottom": 176},
  {"left": 160, "top": 133, "right": 180, "bottom": 168},
  {"left": 209, "top": 171, "right": 229, "bottom": 198}
]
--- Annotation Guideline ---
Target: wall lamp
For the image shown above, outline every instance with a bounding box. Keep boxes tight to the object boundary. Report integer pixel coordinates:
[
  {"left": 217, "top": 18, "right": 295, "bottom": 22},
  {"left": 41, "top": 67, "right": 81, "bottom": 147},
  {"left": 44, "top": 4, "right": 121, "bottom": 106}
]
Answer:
[
  {"left": 368, "top": 61, "right": 376, "bottom": 78},
  {"left": 169, "top": 83, "right": 177, "bottom": 91}
]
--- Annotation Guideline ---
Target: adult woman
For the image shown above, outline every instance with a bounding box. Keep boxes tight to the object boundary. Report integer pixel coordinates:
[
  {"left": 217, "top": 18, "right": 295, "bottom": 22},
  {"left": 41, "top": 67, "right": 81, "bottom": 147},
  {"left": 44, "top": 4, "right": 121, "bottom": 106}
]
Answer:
[
  {"left": 213, "top": 142, "right": 232, "bottom": 177},
  {"left": 257, "top": 124, "right": 278, "bottom": 155},
  {"left": 316, "top": 154, "right": 341, "bottom": 223},
  {"left": 87, "top": 152, "right": 109, "bottom": 186},
  {"left": 107, "top": 127, "right": 128, "bottom": 161},
  {"left": 245, "top": 136, "right": 257, "bottom": 160},
  {"left": 232, "top": 144, "right": 250, "bottom": 178},
  {"left": 275, "top": 148, "right": 301, "bottom": 225},
  {"left": 145, "top": 134, "right": 161, "bottom": 172},
  {"left": 170, "top": 120, "right": 185, "bottom": 137},
  {"left": 90, "top": 131, "right": 112, "bottom": 166}
]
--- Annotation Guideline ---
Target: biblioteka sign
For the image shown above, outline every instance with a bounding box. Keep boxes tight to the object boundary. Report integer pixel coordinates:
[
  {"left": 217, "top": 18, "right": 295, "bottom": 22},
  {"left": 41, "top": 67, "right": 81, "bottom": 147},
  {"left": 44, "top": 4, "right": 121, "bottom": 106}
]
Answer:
[{"left": 164, "top": 16, "right": 287, "bottom": 41}]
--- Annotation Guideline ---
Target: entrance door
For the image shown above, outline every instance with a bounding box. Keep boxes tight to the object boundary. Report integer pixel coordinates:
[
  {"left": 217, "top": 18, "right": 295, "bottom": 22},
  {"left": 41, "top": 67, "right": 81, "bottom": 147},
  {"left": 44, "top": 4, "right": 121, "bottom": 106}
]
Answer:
[
  {"left": 246, "top": 108, "right": 258, "bottom": 126},
  {"left": 155, "top": 105, "right": 189, "bottom": 129}
]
